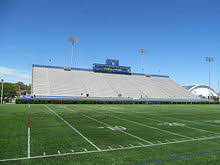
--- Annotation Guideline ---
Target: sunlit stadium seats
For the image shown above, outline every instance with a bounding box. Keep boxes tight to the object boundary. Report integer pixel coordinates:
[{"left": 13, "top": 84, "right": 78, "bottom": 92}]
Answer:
[{"left": 32, "top": 65, "right": 198, "bottom": 99}]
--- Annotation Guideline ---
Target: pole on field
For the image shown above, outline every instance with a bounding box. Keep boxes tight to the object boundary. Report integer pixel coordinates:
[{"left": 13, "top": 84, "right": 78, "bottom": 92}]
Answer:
[
  {"left": 205, "top": 57, "right": 215, "bottom": 100},
  {"left": 68, "top": 37, "right": 79, "bottom": 68},
  {"left": 138, "top": 49, "right": 147, "bottom": 73},
  {"left": 1, "top": 79, "right": 3, "bottom": 104}
]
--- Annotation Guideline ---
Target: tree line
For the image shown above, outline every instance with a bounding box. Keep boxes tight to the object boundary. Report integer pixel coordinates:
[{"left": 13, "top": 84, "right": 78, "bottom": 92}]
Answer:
[{"left": 0, "top": 81, "right": 31, "bottom": 98}]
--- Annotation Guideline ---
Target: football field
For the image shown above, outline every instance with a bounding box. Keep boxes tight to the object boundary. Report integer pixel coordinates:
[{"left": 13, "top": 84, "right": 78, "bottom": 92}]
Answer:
[{"left": 1, "top": 104, "right": 220, "bottom": 165}]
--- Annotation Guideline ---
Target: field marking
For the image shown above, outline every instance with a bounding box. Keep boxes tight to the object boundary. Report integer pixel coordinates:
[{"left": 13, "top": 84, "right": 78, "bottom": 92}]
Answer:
[
  {"left": 95, "top": 111, "right": 192, "bottom": 140},
  {"left": 85, "top": 115, "right": 153, "bottom": 144},
  {"left": 64, "top": 106, "right": 153, "bottom": 144},
  {"left": 2, "top": 135, "right": 220, "bottom": 162},
  {"left": 28, "top": 127, "right": 30, "bottom": 158},
  {"left": 141, "top": 116, "right": 220, "bottom": 136},
  {"left": 27, "top": 105, "right": 31, "bottom": 158},
  {"left": 118, "top": 116, "right": 192, "bottom": 139},
  {"left": 133, "top": 149, "right": 220, "bottom": 165},
  {"left": 103, "top": 107, "right": 220, "bottom": 137},
  {"left": 44, "top": 105, "right": 101, "bottom": 151},
  {"left": 167, "top": 116, "right": 220, "bottom": 129}
]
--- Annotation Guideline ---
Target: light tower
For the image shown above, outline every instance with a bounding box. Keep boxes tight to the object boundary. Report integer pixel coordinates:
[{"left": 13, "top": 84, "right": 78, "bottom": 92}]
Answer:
[
  {"left": 218, "top": 80, "right": 220, "bottom": 96},
  {"left": 205, "top": 57, "right": 215, "bottom": 100},
  {"left": 138, "top": 49, "right": 147, "bottom": 73},
  {"left": 1, "top": 79, "right": 3, "bottom": 104},
  {"left": 68, "top": 37, "right": 79, "bottom": 68}
]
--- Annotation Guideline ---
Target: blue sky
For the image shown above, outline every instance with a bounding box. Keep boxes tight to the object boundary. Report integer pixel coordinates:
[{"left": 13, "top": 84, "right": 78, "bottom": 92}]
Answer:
[{"left": 0, "top": 0, "right": 219, "bottom": 91}]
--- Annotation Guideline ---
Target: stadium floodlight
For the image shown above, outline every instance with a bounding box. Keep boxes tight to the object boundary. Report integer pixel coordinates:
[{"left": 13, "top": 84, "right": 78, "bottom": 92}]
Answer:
[
  {"left": 68, "top": 37, "right": 79, "bottom": 68},
  {"left": 205, "top": 57, "right": 215, "bottom": 100},
  {"left": 138, "top": 49, "right": 147, "bottom": 73},
  {"left": 1, "top": 79, "right": 3, "bottom": 104}
]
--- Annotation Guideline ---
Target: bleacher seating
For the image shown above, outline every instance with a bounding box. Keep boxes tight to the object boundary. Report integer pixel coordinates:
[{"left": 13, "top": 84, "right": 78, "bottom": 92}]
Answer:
[{"left": 32, "top": 65, "right": 198, "bottom": 99}]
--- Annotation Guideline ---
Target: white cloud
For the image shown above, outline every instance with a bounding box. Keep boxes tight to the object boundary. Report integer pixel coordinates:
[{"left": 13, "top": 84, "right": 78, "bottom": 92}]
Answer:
[{"left": 0, "top": 66, "right": 31, "bottom": 84}]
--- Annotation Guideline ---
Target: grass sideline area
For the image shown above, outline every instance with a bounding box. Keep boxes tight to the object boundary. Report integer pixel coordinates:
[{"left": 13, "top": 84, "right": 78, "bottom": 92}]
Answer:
[{"left": 1, "top": 104, "right": 220, "bottom": 164}]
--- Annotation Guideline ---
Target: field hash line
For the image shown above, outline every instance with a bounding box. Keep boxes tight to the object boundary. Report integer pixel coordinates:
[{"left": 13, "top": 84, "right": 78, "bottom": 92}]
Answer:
[
  {"left": 2, "top": 135, "right": 220, "bottom": 162},
  {"left": 44, "top": 105, "right": 101, "bottom": 151}
]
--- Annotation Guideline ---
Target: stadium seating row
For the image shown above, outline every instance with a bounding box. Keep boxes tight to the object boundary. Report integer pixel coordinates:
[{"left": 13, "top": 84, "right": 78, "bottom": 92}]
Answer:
[{"left": 32, "top": 66, "right": 198, "bottom": 99}]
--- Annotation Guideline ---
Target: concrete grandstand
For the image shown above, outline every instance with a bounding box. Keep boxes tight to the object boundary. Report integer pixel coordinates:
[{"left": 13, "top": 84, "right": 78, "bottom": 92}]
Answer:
[{"left": 31, "top": 59, "right": 205, "bottom": 101}]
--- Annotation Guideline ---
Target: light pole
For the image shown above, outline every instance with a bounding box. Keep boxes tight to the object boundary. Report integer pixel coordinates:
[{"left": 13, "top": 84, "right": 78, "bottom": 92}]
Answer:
[
  {"left": 68, "top": 37, "right": 79, "bottom": 68},
  {"left": 218, "top": 80, "right": 220, "bottom": 97},
  {"left": 138, "top": 49, "right": 147, "bottom": 73},
  {"left": 205, "top": 57, "right": 215, "bottom": 100},
  {"left": 1, "top": 79, "right": 3, "bottom": 104}
]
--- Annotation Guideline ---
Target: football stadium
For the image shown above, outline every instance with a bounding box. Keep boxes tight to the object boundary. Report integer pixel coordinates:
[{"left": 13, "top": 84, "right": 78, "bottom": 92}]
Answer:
[
  {"left": 30, "top": 59, "right": 205, "bottom": 102},
  {"left": 1, "top": 1, "right": 220, "bottom": 165},
  {"left": 1, "top": 58, "right": 220, "bottom": 165}
]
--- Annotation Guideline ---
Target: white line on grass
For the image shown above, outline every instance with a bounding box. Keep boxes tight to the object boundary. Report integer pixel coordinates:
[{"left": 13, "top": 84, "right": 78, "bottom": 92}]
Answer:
[
  {"left": 142, "top": 116, "right": 220, "bottom": 136},
  {"left": 28, "top": 127, "right": 30, "bottom": 158},
  {"left": 27, "top": 104, "right": 31, "bottom": 158},
  {"left": 111, "top": 115, "right": 192, "bottom": 140},
  {"left": 2, "top": 135, "right": 220, "bottom": 162},
  {"left": 85, "top": 115, "right": 153, "bottom": 144},
  {"left": 85, "top": 107, "right": 193, "bottom": 140},
  {"left": 44, "top": 105, "right": 101, "bottom": 151},
  {"left": 64, "top": 106, "right": 153, "bottom": 145},
  {"left": 167, "top": 116, "right": 220, "bottom": 129}
]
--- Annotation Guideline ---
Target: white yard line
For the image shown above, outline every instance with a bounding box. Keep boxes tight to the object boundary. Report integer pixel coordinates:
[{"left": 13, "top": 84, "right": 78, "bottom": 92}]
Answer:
[
  {"left": 44, "top": 105, "right": 101, "bottom": 151},
  {"left": 2, "top": 135, "right": 220, "bottom": 162},
  {"left": 84, "top": 115, "right": 153, "bottom": 144},
  {"left": 90, "top": 108, "right": 193, "bottom": 140},
  {"left": 28, "top": 127, "right": 30, "bottom": 158},
  {"left": 101, "top": 107, "right": 220, "bottom": 138},
  {"left": 27, "top": 104, "right": 31, "bottom": 158},
  {"left": 166, "top": 116, "right": 220, "bottom": 129},
  {"left": 65, "top": 106, "right": 153, "bottom": 144},
  {"left": 114, "top": 116, "right": 193, "bottom": 139},
  {"left": 142, "top": 116, "right": 220, "bottom": 136}
]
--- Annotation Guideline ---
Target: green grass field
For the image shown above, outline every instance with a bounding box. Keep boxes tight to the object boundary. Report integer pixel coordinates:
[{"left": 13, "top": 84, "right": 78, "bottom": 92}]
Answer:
[{"left": 1, "top": 104, "right": 220, "bottom": 165}]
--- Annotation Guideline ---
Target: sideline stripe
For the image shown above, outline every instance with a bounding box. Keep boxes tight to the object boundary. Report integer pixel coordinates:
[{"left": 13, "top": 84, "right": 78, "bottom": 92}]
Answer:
[
  {"left": 44, "top": 105, "right": 101, "bottom": 151},
  {"left": 2, "top": 135, "right": 220, "bottom": 162},
  {"left": 133, "top": 149, "right": 220, "bottom": 165}
]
